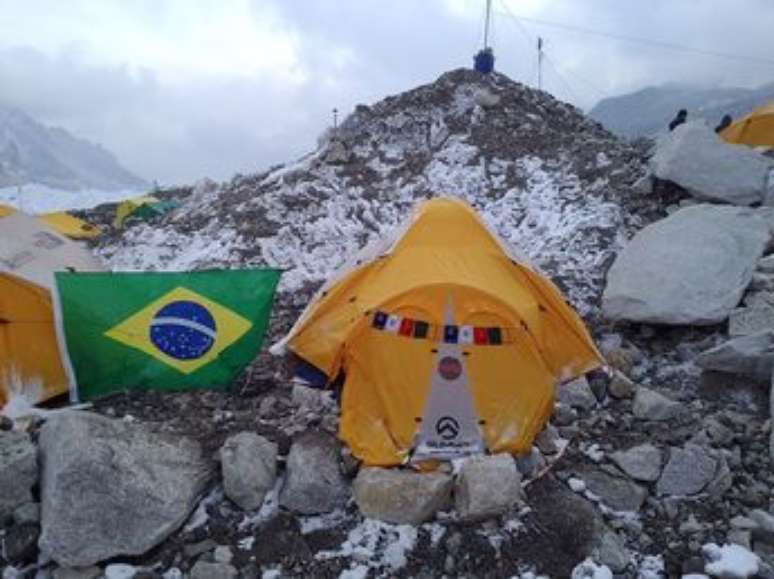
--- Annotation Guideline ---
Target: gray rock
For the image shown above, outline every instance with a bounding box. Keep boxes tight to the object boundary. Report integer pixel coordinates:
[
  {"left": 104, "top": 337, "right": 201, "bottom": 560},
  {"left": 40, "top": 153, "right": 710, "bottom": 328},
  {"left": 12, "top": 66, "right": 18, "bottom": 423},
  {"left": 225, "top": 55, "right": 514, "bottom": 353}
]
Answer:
[
  {"left": 750, "top": 509, "right": 774, "bottom": 534},
  {"left": 52, "top": 567, "right": 102, "bottom": 579},
  {"left": 279, "top": 432, "right": 349, "bottom": 515},
  {"left": 558, "top": 377, "right": 597, "bottom": 411},
  {"left": 759, "top": 255, "right": 774, "bottom": 274},
  {"left": 535, "top": 425, "right": 560, "bottom": 455},
  {"left": 608, "top": 371, "right": 636, "bottom": 399},
  {"left": 751, "top": 273, "right": 774, "bottom": 293},
  {"left": 455, "top": 454, "right": 523, "bottom": 522},
  {"left": 103, "top": 564, "right": 138, "bottom": 579},
  {"left": 596, "top": 530, "right": 630, "bottom": 573},
  {"left": 656, "top": 444, "right": 717, "bottom": 496},
  {"left": 213, "top": 545, "right": 233, "bottom": 564},
  {"left": 219, "top": 432, "right": 277, "bottom": 511},
  {"left": 651, "top": 121, "right": 773, "bottom": 205},
  {"left": 745, "top": 291, "right": 774, "bottom": 309},
  {"left": 602, "top": 204, "right": 770, "bottom": 325},
  {"left": 704, "top": 415, "right": 735, "bottom": 446},
  {"left": 552, "top": 403, "right": 577, "bottom": 426},
  {"left": 575, "top": 466, "right": 647, "bottom": 512},
  {"left": 610, "top": 444, "right": 663, "bottom": 482},
  {"left": 730, "top": 307, "right": 774, "bottom": 337},
  {"left": 13, "top": 501, "right": 41, "bottom": 525},
  {"left": 632, "top": 386, "right": 681, "bottom": 421},
  {"left": 3, "top": 521, "right": 40, "bottom": 563},
  {"left": 0, "top": 430, "right": 37, "bottom": 520},
  {"left": 353, "top": 467, "right": 452, "bottom": 525},
  {"left": 695, "top": 331, "right": 774, "bottom": 382},
  {"left": 631, "top": 173, "right": 653, "bottom": 195},
  {"left": 189, "top": 561, "right": 238, "bottom": 579},
  {"left": 474, "top": 89, "right": 501, "bottom": 108},
  {"left": 515, "top": 447, "right": 547, "bottom": 479},
  {"left": 38, "top": 412, "right": 213, "bottom": 567},
  {"left": 705, "top": 452, "right": 733, "bottom": 498}
]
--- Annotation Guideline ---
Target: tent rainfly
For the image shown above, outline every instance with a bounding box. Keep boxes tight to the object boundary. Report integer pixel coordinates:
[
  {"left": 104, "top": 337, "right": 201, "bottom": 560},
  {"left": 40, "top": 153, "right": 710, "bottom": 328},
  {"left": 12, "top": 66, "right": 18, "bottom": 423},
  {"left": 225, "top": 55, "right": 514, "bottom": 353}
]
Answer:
[
  {"left": 273, "top": 197, "right": 604, "bottom": 466},
  {"left": 0, "top": 211, "right": 104, "bottom": 409},
  {"left": 721, "top": 101, "right": 774, "bottom": 148}
]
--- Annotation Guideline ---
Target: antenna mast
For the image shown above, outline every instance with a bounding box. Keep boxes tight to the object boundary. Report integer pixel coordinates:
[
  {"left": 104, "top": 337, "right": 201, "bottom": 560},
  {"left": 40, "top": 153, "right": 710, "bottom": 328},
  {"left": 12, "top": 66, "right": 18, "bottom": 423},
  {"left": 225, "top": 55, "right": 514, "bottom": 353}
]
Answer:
[
  {"left": 537, "top": 37, "right": 544, "bottom": 90},
  {"left": 483, "top": 0, "right": 492, "bottom": 49}
]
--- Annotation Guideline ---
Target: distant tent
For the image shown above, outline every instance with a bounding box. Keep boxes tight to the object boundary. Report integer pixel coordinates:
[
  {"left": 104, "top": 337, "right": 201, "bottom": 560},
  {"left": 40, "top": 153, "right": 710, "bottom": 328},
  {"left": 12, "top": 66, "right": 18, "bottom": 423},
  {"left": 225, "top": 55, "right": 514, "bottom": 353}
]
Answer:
[
  {"left": 0, "top": 204, "right": 101, "bottom": 240},
  {"left": 38, "top": 211, "right": 101, "bottom": 240},
  {"left": 113, "top": 195, "right": 179, "bottom": 228},
  {"left": 274, "top": 197, "right": 604, "bottom": 466},
  {"left": 720, "top": 101, "right": 774, "bottom": 147},
  {"left": 0, "top": 211, "right": 104, "bottom": 410}
]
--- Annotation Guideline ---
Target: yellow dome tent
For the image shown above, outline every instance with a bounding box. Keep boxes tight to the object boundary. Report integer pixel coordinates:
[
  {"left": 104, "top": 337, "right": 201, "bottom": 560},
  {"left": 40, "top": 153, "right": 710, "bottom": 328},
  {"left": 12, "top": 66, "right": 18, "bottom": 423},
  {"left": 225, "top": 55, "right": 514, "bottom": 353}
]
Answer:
[
  {"left": 273, "top": 197, "right": 604, "bottom": 466},
  {"left": 0, "top": 211, "right": 104, "bottom": 410},
  {"left": 113, "top": 195, "right": 159, "bottom": 229},
  {"left": 0, "top": 205, "right": 101, "bottom": 240},
  {"left": 720, "top": 101, "right": 774, "bottom": 147},
  {"left": 38, "top": 211, "right": 102, "bottom": 240}
]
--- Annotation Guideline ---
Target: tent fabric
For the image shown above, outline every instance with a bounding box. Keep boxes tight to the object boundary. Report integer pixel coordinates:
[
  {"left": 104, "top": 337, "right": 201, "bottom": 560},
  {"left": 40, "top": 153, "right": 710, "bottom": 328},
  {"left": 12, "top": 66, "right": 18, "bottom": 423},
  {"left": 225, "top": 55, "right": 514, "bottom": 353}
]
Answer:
[
  {"left": 0, "top": 205, "right": 101, "bottom": 240},
  {"left": 38, "top": 212, "right": 102, "bottom": 240},
  {"left": 0, "top": 211, "right": 104, "bottom": 409},
  {"left": 721, "top": 101, "right": 774, "bottom": 147},
  {"left": 279, "top": 197, "right": 604, "bottom": 466},
  {"left": 113, "top": 195, "right": 159, "bottom": 228}
]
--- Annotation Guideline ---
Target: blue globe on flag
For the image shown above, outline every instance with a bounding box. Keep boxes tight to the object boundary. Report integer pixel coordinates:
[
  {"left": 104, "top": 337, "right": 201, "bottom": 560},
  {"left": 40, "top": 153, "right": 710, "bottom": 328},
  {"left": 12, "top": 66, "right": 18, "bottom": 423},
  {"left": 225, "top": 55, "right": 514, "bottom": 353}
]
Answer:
[{"left": 149, "top": 300, "right": 217, "bottom": 360}]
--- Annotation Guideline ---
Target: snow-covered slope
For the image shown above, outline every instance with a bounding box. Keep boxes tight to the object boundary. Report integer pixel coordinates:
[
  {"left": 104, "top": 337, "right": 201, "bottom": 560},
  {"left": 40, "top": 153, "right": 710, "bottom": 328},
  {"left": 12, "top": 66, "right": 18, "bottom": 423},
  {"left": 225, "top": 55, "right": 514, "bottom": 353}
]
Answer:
[
  {"left": 99, "top": 69, "right": 651, "bottom": 316},
  {"left": 0, "top": 104, "right": 147, "bottom": 191}
]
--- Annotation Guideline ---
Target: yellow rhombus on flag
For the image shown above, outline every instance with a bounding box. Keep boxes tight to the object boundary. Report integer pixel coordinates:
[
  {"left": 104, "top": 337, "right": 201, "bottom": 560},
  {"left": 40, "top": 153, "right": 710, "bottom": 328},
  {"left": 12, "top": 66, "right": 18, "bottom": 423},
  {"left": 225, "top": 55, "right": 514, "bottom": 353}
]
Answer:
[{"left": 105, "top": 286, "right": 253, "bottom": 374}]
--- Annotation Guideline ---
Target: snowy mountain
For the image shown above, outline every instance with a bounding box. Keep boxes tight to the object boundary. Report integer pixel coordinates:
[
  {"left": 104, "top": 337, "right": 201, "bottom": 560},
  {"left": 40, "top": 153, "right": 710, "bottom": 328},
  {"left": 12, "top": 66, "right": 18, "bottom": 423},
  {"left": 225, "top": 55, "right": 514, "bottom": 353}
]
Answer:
[
  {"left": 0, "top": 104, "right": 147, "bottom": 191},
  {"left": 99, "top": 68, "right": 654, "bottom": 317},
  {"left": 589, "top": 82, "right": 774, "bottom": 138}
]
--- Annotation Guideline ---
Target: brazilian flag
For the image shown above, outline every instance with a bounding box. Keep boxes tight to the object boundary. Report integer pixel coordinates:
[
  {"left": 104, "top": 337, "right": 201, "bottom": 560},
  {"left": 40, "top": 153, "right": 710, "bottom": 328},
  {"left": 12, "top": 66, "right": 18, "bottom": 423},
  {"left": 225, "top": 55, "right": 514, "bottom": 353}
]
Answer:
[{"left": 55, "top": 269, "right": 281, "bottom": 401}]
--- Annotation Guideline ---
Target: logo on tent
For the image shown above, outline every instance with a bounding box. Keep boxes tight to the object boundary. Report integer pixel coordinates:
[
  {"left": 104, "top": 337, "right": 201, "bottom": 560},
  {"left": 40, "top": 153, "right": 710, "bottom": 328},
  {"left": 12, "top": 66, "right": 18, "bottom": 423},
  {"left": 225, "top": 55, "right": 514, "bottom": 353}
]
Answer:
[
  {"left": 105, "top": 286, "right": 253, "bottom": 374},
  {"left": 435, "top": 416, "right": 460, "bottom": 440},
  {"left": 438, "top": 357, "right": 462, "bottom": 380}
]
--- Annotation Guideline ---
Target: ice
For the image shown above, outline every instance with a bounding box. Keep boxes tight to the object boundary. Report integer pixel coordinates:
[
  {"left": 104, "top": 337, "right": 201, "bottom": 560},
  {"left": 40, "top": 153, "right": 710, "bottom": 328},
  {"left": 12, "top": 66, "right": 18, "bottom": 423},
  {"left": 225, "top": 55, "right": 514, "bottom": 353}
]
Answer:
[
  {"left": 703, "top": 543, "right": 760, "bottom": 579},
  {"left": 316, "top": 518, "right": 418, "bottom": 573}
]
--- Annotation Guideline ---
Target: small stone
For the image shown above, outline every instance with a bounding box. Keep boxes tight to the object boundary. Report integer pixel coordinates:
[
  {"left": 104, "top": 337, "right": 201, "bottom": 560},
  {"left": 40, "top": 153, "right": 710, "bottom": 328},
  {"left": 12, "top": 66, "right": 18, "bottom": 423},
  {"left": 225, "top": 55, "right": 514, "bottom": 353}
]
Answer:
[
  {"left": 279, "top": 431, "right": 349, "bottom": 515},
  {"left": 213, "top": 545, "right": 233, "bottom": 564},
  {"left": 0, "top": 430, "right": 37, "bottom": 520},
  {"left": 220, "top": 432, "right": 277, "bottom": 511},
  {"left": 750, "top": 509, "right": 774, "bottom": 534},
  {"left": 597, "top": 530, "right": 630, "bottom": 573},
  {"left": 610, "top": 443, "right": 663, "bottom": 482},
  {"left": 189, "top": 561, "right": 238, "bottom": 579},
  {"left": 679, "top": 514, "right": 703, "bottom": 534},
  {"left": 632, "top": 386, "right": 681, "bottom": 421},
  {"left": 731, "top": 516, "right": 759, "bottom": 530},
  {"left": 704, "top": 416, "right": 735, "bottom": 446},
  {"left": 0, "top": 415, "right": 13, "bottom": 431},
  {"left": 535, "top": 425, "right": 560, "bottom": 455},
  {"left": 455, "top": 454, "right": 523, "bottom": 522},
  {"left": 728, "top": 529, "right": 753, "bottom": 550},
  {"left": 183, "top": 539, "right": 217, "bottom": 559},
  {"left": 104, "top": 564, "right": 138, "bottom": 579},
  {"left": 575, "top": 466, "right": 648, "bottom": 512},
  {"left": 558, "top": 377, "right": 597, "bottom": 411},
  {"left": 258, "top": 396, "right": 277, "bottom": 418},
  {"left": 587, "top": 369, "right": 609, "bottom": 402},
  {"left": 729, "top": 307, "right": 774, "bottom": 337},
  {"left": 515, "top": 446, "right": 547, "bottom": 479},
  {"left": 608, "top": 371, "right": 636, "bottom": 399},
  {"left": 553, "top": 403, "right": 577, "bottom": 426}
]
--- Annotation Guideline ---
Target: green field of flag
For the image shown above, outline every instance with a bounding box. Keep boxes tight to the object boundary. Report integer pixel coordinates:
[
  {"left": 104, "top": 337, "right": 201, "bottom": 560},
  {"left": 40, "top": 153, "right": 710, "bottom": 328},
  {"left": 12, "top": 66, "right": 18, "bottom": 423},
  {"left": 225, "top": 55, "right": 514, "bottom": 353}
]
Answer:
[{"left": 55, "top": 269, "right": 281, "bottom": 401}]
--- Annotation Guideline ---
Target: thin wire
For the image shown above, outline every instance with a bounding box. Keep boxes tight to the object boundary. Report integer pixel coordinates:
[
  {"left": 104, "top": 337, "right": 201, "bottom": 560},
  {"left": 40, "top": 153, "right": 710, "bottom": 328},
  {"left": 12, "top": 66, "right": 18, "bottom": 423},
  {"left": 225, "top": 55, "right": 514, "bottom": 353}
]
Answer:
[{"left": 499, "top": 7, "right": 774, "bottom": 67}]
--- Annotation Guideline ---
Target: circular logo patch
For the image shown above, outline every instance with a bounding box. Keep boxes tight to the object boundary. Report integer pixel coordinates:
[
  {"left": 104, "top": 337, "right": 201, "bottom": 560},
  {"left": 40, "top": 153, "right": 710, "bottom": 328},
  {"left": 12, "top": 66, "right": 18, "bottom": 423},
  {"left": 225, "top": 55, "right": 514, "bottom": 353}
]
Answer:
[
  {"left": 150, "top": 300, "right": 217, "bottom": 360},
  {"left": 438, "top": 356, "right": 462, "bottom": 381}
]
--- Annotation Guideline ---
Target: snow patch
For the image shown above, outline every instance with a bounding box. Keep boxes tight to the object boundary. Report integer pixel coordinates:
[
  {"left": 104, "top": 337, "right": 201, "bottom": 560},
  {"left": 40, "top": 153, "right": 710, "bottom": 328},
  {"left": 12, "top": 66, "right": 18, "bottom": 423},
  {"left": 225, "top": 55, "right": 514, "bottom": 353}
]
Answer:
[{"left": 703, "top": 543, "right": 760, "bottom": 579}]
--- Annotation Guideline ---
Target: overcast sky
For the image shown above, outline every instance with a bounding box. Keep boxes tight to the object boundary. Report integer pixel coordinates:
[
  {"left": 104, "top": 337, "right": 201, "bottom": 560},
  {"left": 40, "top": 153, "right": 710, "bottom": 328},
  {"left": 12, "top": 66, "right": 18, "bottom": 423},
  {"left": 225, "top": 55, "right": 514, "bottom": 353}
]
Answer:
[{"left": 2, "top": 0, "right": 774, "bottom": 185}]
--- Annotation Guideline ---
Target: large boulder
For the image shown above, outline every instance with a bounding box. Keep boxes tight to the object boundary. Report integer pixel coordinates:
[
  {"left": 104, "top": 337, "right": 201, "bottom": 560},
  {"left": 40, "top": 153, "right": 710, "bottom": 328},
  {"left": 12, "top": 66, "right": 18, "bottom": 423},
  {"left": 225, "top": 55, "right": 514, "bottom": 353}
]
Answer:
[
  {"left": 455, "top": 454, "right": 523, "bottom": 522},
  {"left": 220, "top": 432, "right": 277, "bottom": 511},
  {"left": 353, "top": 467, "right": 452, "bottom": 525},
  {"left": 602, "top": 205, "right": 770, "bottom": 325},
  {"left": 279, "top": 431, "right": 349, "bottom": 515},
  {"left": 651, "top": 121, "right": 773, "bottom": 205},
  {"left": 38, "top": 412, "right": 214, "bottom": 567},
  {"left": 0, "top": 431, "right": 37, "bottom": 521},
  {"left": 694, "top": 331, "right": 774, "bottom": 382}
]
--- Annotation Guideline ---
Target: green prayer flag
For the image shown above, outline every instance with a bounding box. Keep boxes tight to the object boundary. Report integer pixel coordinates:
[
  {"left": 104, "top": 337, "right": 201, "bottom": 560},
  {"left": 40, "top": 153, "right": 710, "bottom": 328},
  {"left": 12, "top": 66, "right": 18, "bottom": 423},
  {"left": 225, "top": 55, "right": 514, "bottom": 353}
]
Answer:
[{"left": 55, "top": 269, "right": 281, "bottom": 401}]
